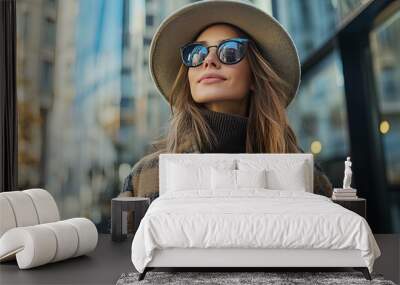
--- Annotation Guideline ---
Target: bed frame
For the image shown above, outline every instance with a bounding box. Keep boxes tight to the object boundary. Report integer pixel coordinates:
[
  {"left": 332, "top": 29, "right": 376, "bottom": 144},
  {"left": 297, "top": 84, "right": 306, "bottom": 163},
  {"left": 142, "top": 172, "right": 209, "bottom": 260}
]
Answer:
[
  {"left": 137, "top": 154, "right": 372, "bottom": 281},
  {"left": 139, "top": 248, "right": 371, "bottom": 280}
]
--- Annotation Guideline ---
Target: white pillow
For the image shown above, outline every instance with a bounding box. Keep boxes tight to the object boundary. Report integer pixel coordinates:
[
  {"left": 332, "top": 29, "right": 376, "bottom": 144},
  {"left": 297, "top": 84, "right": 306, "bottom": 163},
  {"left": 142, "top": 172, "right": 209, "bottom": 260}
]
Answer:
[
  {"left": 236, "top": 169, "right": 268, "bottom": 188},
  {"left": 211, "top": 168, "right": 268, "bottom": 190},
  {"left": 211, "top": 168, "right": 236, "bottom": 190},
  {"left": 237, "top": 158, "right": 309, "bottom": 192},
  {"left": 167, "top": 162, "right": 212, "bottom": 191},
  {"left": 266, "top": 167, "right": 307, "bottom": 191}
]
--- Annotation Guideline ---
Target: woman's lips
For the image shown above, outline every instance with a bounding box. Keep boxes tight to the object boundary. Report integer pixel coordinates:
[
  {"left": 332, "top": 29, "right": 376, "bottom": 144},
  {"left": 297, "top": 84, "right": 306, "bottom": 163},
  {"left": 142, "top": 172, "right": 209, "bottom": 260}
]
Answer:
[{"left": 199, "top": 77, "right": 226, "bottom": 84}]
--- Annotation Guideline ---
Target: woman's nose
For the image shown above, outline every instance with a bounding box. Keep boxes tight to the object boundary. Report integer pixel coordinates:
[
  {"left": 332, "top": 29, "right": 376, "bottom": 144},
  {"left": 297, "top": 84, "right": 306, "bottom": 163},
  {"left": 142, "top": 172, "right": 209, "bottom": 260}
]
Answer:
[{"left": 203, "top": 47, "right": 220, "bottom": 68}]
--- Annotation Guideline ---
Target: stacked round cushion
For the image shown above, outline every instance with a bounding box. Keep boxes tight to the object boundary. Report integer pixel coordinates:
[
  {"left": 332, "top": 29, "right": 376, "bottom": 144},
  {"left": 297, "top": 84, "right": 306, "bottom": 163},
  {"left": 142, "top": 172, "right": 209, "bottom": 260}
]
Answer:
[{"left": 0, "top": 189, "right": 98, "bottom": 269}]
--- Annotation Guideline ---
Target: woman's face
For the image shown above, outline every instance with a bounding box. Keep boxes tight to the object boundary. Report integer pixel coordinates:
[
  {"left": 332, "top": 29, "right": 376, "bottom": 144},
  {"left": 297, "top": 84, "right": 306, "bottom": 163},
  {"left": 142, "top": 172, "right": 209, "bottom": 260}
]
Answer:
[{"left": 187, "top": 24, "right": 254, "bottom": 105}]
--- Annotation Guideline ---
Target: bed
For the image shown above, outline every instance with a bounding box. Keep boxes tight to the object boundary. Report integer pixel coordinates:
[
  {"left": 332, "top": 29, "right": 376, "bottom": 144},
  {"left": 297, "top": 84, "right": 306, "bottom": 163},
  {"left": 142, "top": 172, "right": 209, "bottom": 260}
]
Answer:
[{"left": 130, "top": 153, "right": 381, "bottom": 281}]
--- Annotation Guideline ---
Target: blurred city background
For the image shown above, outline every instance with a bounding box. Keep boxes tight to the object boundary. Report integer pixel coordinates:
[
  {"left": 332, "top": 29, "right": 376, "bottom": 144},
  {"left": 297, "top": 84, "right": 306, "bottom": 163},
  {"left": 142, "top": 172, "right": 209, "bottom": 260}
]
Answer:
[{"left": 15, "top": 0, "right": 400, "bottom": 233}]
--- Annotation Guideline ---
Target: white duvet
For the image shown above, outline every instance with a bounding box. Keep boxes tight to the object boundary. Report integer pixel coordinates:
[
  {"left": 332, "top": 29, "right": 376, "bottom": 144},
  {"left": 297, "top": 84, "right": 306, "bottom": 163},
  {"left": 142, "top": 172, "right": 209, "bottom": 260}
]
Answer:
[{"left": 131, "top": 189, "right": 381, "bottom": 273}]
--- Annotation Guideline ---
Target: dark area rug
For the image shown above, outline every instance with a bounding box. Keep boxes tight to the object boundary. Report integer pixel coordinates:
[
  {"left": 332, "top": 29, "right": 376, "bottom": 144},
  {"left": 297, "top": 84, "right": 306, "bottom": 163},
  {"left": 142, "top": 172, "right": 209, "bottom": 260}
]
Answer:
[{"left": 116, "top": 271, "right": 397, "bottom": 285}]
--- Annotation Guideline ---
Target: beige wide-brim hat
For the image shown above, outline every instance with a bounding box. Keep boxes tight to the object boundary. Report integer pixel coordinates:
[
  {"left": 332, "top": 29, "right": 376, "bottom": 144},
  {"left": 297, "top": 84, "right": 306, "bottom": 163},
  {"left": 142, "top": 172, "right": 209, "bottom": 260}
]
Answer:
[{"left": 149, "top": 0, "right": 301, "bottom": 108}]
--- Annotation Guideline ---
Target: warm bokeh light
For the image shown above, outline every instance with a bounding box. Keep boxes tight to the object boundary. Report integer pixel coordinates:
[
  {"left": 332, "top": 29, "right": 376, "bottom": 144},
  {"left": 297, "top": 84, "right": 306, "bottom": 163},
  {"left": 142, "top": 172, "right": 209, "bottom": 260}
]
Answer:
[
  {"left": 379, "top": 120, "right": 390, "bottom": 134},
  {"left": 310, "top": 140, "right": 322, "bottom": 154}
]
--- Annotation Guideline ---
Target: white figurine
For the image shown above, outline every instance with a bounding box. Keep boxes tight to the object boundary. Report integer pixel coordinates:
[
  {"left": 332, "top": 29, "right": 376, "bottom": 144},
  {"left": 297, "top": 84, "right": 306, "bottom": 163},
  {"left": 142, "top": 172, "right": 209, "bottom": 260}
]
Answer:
[{"left": 343, "top": 156, "right": 353, "bottom": 189}]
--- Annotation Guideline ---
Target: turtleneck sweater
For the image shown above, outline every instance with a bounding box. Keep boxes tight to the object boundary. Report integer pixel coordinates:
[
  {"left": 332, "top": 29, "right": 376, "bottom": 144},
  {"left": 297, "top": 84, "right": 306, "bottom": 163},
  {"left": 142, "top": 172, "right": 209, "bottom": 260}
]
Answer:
[{"left": 198, "top": 107, "right": 248, "bottom": 153}]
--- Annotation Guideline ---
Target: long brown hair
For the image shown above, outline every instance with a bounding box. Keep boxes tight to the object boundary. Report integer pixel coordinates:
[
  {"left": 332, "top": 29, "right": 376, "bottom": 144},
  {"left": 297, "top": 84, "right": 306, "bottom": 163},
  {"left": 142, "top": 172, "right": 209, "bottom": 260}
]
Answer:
[{"left": 149, "top": 24, "right": 301, "bottom": 154}]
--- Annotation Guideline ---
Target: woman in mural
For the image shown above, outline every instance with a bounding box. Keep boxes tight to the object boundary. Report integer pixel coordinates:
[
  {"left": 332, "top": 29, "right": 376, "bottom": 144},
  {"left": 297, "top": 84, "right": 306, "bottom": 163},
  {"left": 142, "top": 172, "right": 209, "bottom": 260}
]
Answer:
[{"left": 118, "top": 0, "right": 333, "bottom": 203}]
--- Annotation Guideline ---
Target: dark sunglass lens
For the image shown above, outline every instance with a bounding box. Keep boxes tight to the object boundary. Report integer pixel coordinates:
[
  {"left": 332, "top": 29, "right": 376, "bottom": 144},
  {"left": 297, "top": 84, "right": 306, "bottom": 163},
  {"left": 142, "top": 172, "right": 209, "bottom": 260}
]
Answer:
[
  {"left": 182, "top": 44, "right": 208, "bottom": 67},
  {"left": 219, "top": 41, "right": 246, "bottom": 64}
]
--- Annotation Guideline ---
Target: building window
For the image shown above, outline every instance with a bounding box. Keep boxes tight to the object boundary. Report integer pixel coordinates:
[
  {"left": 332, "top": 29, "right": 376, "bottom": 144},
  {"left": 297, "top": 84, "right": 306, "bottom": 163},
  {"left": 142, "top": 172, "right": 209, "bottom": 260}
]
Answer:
[
  {"left": 287, "top": 50, "right": 350, "bottom": 162},
  {"left": 41, "top": 61, "right": 54, "bottom": 93},
  {"left": 273, "top": 0, "right": 336, "bottom": 61},
  {"left": 335, "top": 0, "right": 372, "bottom": 21},
  {"left": 272, "top": 0, "right": 373, "bottom": 62},
  {"left": 146, "top": 14, "right": 154, "bottom": 26},
  {"left": 43, "top": 18, "right": 56, "bottom": 47},
  {"left": 370, "top": 7, "right": 400, "bottom": 186},
  {"left": 143, "top": 36, "right": 152, "bottom": 46}
]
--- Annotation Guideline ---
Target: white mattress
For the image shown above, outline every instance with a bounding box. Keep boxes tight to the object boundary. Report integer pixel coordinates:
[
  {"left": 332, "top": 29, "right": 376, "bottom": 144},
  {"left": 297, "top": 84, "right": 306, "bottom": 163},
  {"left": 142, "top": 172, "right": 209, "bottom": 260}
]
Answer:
[{"left": 131, "top": 189, "right": 381, "bottom": 273}]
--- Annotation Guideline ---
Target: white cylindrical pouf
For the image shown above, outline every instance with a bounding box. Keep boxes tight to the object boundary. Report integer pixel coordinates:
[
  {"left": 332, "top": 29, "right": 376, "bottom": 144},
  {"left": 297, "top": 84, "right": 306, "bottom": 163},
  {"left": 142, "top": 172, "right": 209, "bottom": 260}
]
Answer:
[
  {"left": 0, "top": 191, "right": 39, "bottom": 227},
  {"left": 0, "top": 196, "right": 17, "bottom": 237},
  {"left": 64, "top": 218, "right": 98, "bottom": 257},
  {"left": 23, "top": 189, "right": 60, "bottom": 223},
  {"left": 0, "top": 225, "right": 57, "bottom": 269},
  {"left": 0, "top": 188, "right": 98, "bottom": 269},
  {"left": 41, "top": 221, "right": 79, "bottom": 262},
  {"left": 0, "top": 218, "right": 98, "bottom": 269}
]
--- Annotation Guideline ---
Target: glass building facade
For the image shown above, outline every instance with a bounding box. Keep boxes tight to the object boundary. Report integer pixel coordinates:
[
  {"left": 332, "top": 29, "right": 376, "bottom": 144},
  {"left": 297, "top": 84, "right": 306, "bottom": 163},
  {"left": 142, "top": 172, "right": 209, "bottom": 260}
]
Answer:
[{"left": 274, "top": 0, "right": 400, "bottom": 232}]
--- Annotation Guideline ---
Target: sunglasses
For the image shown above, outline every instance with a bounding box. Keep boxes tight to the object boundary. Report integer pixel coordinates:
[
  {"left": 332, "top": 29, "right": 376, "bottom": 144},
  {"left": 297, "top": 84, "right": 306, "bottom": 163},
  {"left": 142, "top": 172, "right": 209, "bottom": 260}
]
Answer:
[{"left": 180, "top": 37, "right": 250, "bottom": 68}]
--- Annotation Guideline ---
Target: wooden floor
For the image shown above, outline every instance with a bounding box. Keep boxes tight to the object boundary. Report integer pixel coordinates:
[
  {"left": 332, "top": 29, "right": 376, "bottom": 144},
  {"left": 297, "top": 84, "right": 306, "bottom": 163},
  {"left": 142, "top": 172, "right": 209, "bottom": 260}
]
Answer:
[{"left": 0, "top": 234, "right": 398, "bottom": 284}]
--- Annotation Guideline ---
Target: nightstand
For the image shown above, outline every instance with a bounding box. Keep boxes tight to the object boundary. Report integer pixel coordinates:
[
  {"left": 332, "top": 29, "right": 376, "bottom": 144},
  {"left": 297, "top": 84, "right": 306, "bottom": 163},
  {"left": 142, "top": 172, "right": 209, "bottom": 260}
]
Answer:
[
  {"left": 331, "top": 197, "right": 366, "bottom": 219},
  {"left": 111, "top": 197, "right": 150, "bottom": 242}
]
